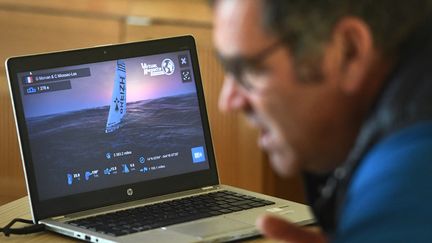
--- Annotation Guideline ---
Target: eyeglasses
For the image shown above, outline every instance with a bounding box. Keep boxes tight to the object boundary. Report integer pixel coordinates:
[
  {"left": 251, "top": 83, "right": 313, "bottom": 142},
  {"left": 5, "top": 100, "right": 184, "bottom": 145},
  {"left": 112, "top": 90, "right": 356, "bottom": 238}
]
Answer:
[{"left": 217, "top": 41, "right": 284, "bottom": 90}]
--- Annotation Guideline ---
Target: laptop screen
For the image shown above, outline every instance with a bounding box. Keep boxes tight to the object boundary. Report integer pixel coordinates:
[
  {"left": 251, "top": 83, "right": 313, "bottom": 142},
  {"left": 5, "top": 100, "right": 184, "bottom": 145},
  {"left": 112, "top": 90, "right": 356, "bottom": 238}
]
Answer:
[{"left": 16, "top": 50, "right": 210, "bottom": 201}]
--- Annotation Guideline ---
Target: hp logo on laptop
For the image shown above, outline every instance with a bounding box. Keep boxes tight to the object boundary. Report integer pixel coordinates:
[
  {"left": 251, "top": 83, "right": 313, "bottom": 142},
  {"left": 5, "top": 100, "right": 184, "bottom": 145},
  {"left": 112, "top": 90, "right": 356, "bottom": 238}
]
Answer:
[{"left": 127, "top": 188, "right": 133, "bottom": 196}]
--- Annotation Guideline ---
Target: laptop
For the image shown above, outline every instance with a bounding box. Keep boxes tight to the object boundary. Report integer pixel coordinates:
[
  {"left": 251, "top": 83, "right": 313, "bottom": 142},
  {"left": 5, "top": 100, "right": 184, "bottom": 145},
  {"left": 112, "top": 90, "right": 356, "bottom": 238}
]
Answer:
[{"left": 5, "top": 35, "right": 314, "bottom": 243}]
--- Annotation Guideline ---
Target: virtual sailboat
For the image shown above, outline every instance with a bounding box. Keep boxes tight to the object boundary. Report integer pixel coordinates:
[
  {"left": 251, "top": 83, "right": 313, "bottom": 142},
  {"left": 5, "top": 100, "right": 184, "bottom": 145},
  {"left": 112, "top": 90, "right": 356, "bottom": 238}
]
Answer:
[{"left": 105, "top": 60, "right": 126, "bottom": 133}]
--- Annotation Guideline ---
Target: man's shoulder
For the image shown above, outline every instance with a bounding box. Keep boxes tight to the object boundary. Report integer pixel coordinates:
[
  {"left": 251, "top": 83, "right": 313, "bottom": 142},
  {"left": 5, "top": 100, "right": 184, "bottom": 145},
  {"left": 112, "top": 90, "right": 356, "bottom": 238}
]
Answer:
[
  {"left": 334, "top": 121, "right": 432, "bottom": 243},
  {"left": 351, "top": 121, "right": 432, "bottom": 192}
]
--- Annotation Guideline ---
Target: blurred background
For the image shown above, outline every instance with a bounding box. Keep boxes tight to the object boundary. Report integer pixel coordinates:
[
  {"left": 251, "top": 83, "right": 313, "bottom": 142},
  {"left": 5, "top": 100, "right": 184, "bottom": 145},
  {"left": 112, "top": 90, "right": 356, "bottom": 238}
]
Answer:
[{"left": 0, "top": 0, "right": 305, "bottom": 206}]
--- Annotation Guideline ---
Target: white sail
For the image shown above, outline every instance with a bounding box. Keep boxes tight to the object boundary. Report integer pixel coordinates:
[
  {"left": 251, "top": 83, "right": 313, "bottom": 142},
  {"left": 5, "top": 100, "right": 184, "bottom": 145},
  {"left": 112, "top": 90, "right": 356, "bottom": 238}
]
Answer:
[{"left": 105, "top": 60, "right": 126, "bottom": 133}]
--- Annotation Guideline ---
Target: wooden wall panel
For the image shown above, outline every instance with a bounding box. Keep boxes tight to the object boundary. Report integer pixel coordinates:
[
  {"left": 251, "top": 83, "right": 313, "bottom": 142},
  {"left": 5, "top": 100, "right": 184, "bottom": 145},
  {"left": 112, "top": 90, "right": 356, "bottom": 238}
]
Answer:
[
  {"left": 0, "top": 72, "right": 24, "bottom": 205},
  {"left": 0, "top": 10, "right": 121, "bottom": 65},
  {"left": 0, "top": 0, "right": 130, "bottom": 17},
  {"left": 128, "top": 0, "right": 212, "bottom": 23},
  {"left": 0, "top": 10, "right": 121, "bottom": 205},
  {"left": 263, "top": 160, "right": 306, "bottom": 203}
]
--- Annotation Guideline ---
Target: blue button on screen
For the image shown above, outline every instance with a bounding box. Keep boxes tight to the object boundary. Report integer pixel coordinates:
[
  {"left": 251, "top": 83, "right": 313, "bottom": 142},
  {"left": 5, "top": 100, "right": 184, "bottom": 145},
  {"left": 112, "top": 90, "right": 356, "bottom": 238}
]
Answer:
[{"left": 191, "top": 146, "right": 206, "bottom": 163}]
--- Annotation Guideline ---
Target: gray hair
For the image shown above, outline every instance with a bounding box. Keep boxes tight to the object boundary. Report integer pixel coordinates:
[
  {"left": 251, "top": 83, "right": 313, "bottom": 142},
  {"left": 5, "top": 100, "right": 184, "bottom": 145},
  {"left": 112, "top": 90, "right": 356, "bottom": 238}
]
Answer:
[{"left": 261, "top": 0, "right": 432, "bottom": 80}]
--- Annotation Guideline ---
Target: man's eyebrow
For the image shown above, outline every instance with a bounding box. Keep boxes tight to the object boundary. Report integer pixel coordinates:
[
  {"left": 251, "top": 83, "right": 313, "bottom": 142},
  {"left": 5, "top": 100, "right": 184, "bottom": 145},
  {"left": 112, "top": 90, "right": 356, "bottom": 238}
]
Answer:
[
  {"left": 213, "top": 48, "right": 251, "bottom": 67},
  {"left": 214, "top": 49, "right": 237, "bottom": 69},
  {"left": 214, "top": 49, "right": 237, "bottom": 62}
]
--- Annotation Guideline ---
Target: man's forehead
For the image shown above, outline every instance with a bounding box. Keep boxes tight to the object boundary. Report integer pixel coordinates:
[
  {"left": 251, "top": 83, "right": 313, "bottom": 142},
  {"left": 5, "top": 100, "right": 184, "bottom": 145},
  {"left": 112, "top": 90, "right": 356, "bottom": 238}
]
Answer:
[{"left": 213, "top": 0, "right": 273, "bottom": 56}]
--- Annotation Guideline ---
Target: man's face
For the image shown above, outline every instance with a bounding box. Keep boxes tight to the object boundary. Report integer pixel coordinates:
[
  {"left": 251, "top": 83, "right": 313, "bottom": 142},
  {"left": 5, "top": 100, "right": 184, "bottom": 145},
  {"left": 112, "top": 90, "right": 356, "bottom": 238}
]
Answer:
[{"left": 213, "top": 0, "right": 363, "bottom": 176}]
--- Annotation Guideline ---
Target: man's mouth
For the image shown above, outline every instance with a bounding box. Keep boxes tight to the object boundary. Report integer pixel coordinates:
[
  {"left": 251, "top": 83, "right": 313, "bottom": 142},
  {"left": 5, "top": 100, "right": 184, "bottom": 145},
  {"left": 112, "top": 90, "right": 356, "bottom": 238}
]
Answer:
[
  {"left": 245, "top": 113, "right": 260, "bottom": 128},
  {"left": 244, "top": 113, "right": 273, "bottom": 150},
  {"left": 258, "top": 127, "right": 272, "bottom": 150}
]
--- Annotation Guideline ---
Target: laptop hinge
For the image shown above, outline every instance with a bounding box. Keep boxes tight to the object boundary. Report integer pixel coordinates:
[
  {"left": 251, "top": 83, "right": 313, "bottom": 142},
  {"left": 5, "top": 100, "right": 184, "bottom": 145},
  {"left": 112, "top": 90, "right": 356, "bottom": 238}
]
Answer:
[
  {"left": 201, "top": 186, "right": 215, "bottom": 191},
  {"left": 51, "top": 215, "right": 65, "bottom": 220}
]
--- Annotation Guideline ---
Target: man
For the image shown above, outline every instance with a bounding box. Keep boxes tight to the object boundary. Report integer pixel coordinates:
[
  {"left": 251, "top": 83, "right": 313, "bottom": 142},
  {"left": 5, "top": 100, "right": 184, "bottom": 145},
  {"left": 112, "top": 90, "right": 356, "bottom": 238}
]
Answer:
[{"left": 212, "top": 0, "right": 432, "bottom": 242}]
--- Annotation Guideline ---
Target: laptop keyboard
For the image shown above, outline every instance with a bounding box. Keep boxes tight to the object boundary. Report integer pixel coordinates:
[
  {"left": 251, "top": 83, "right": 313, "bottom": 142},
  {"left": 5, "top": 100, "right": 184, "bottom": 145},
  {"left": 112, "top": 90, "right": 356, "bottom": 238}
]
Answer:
[{"left": 67, "top": 190, "right": 275, "bottom": 237}]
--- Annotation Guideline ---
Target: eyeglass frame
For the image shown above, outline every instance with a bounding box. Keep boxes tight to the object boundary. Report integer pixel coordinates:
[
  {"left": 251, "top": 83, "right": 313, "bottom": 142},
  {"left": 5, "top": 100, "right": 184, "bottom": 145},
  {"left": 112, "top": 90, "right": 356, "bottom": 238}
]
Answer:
[{"left": 216, "top": 40, "right": 285, "bottom": 90}]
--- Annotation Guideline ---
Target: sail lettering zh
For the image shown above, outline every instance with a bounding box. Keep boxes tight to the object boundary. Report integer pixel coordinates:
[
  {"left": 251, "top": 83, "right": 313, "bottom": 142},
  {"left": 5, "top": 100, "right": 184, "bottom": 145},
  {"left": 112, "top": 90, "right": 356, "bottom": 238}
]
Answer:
[{"left": 105, "top": 60, "right": 126, "bottom": 133}]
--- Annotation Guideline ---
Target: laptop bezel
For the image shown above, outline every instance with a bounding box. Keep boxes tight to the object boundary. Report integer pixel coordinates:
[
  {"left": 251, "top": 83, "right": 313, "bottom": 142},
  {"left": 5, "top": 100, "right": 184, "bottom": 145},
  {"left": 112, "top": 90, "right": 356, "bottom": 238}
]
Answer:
[{"left": 6, "top": 35, "right": 219, "bottom": 222}]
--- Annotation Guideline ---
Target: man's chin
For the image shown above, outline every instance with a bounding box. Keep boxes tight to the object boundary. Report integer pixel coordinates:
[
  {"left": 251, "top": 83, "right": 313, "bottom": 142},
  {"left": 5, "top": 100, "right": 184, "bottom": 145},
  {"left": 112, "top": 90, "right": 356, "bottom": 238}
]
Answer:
[{"left": 268, "top": 151, "right": 299, "bottom": 178}]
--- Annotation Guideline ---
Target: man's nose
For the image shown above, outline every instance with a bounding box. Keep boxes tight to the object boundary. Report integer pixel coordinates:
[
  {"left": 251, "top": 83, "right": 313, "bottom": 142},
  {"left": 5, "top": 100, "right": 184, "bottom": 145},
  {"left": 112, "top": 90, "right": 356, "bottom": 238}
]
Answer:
[{"left": 218, "top": 75, "right": 248, "bottom": 113}]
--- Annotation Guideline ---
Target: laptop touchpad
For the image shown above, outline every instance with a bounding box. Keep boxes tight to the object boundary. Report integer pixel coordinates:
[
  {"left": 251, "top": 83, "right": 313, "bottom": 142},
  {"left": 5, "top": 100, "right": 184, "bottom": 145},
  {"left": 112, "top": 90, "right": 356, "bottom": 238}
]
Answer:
[{"left": 168, "top": 217, "right": 253, "bottom": 238}]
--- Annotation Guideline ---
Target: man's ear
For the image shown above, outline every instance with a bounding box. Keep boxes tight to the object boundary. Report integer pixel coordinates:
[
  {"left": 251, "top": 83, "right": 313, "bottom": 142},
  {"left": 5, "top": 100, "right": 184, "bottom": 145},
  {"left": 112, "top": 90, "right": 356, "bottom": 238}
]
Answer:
[{"left": 325, "top": 17, "right": 374, "bottom": 94}]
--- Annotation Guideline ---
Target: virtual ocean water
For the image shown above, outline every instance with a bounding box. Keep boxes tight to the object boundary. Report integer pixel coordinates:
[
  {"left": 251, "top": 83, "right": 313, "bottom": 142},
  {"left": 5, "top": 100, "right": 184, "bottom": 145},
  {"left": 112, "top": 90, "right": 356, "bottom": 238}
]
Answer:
[{"left": 27, "top": 93, "right": 208, "bottom": 199}]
